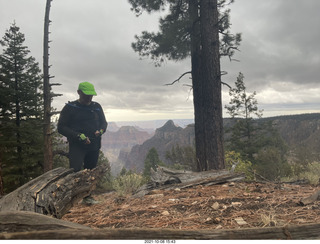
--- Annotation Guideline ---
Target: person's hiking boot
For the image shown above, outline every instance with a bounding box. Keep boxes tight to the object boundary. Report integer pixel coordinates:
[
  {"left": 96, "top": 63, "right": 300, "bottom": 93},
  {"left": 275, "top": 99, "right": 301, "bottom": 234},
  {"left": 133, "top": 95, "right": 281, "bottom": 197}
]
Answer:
[{"left": 81, "top": 196, "right": 99, "bottom": 206}]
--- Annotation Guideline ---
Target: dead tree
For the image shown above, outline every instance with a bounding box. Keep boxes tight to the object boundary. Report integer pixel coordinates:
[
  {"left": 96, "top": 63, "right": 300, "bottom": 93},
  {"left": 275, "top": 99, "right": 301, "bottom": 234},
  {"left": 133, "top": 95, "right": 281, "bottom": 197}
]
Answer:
[
  {"left": 43, "top": 0, "right": 62, "bottom": 172},
  {"left": 0, "top": 164, "right": 109, "bottom": 218}
]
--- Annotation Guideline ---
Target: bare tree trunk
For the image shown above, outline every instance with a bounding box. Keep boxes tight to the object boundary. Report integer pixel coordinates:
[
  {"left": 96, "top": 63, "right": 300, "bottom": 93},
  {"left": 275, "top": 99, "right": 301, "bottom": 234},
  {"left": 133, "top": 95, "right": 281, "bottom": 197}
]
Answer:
[
  {"left": 199, "top": 0, "right": 225, "bottom": 170},
  {"left": 43, "top": 0, "right": 53, "bottom": 172},
  {"left": 189, "top": 0, "right": 206, "bottom": 171},
  {"left": 190, "top": 0, "right": 225, "bottom": 171}
]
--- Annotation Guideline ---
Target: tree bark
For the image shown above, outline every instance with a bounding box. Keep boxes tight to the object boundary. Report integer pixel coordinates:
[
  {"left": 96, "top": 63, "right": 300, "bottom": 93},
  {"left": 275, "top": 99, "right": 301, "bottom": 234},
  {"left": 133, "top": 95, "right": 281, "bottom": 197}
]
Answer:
[
  {"left": 0, "top": 164, "right": 108, "bottom": 218},
  {"left": 190, "top": 0, "right": 225, "bottom": 172},
  {"left": 189, "top": 0, "right": 206, "bottom": 171},
  {"left": 0, "top": 211, "right": 91, "bottom": 233},
  {"left": 199, "top": 0, "right": 225, "bottom": 171}
]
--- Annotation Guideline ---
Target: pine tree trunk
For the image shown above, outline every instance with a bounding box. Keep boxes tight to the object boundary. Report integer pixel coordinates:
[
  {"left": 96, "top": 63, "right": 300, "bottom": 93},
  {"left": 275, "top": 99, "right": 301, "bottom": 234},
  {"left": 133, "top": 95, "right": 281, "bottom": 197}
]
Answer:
[
  {"left": 189, "top": 0, "right": 206, "bottom": 171},
  {"left": 199, "top": 0, "right": 225, "bottom": 170},
  {"left": 43, "top": 0, "right": 53, "bottom": 172},
  {"left": 191, "top": 0, "right": 225, "bottom": 171}
]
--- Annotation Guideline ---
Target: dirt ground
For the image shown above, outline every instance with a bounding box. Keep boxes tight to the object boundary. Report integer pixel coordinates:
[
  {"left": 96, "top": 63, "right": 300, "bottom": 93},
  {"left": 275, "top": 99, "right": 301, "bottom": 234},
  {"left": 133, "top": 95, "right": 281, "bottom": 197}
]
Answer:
[{"left": 62, "top": 182, "right": 320, "bottom": 230}]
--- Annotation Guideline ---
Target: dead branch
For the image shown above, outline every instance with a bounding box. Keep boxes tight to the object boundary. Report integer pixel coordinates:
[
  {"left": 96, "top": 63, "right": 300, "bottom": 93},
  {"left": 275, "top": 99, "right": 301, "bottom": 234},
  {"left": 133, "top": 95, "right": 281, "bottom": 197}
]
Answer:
[
  {"left": 221, "top": 81, "right": 231, "bottom": 88},
  {"left": 165, "top": 71, "right": 192, "bottom": 86}
]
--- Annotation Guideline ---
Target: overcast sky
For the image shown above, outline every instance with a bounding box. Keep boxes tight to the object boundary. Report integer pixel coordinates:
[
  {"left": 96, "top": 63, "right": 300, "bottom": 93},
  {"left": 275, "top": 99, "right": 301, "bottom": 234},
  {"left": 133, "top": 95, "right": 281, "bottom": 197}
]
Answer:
[{"left": 1, "top": 0, "right": 320, "bottom": 122}]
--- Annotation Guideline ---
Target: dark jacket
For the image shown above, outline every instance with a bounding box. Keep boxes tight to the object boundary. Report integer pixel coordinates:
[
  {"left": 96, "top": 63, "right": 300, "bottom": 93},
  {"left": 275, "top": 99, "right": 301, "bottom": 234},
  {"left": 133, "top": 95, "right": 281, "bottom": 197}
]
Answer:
[{"left": 58, "top": 100, "right": 108, "bottom": 149}]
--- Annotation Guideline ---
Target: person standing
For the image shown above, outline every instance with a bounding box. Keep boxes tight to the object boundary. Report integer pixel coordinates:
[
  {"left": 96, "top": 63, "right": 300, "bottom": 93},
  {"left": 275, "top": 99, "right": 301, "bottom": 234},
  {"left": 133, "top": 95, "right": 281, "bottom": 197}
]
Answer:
[{"left": 58, "top": 82, "right": 108, "bottom": 204}]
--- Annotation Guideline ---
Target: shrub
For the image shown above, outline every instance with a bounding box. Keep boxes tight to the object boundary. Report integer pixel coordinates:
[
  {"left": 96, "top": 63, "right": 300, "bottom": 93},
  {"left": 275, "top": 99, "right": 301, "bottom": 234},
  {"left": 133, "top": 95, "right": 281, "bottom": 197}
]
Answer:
[
  {"left": 255, "top": 147, "right": 292, "bottom": 181},
  {"left": 112, "top": 173, "right": 145, "bottom": 196},
  {"left": 225, "top": 151, "right": 254, "bottom": 180},
  {"left": 299, "top": 162, "right": 320, "bottom": 185}
]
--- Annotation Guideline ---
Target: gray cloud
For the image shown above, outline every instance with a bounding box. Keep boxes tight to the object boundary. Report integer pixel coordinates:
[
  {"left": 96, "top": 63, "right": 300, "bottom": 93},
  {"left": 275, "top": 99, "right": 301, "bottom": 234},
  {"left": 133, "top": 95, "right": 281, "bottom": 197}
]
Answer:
[
  {"left": 226, "top": 0, "right": 320, "bottom": 87},
  {"left": 1, "top": 0, "right": 320, "bottom": 121}
]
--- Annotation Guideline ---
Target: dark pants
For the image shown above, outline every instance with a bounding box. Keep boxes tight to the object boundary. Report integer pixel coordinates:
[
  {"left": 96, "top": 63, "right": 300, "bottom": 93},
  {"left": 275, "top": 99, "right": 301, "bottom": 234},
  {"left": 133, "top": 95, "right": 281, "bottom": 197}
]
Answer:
[{"left": 69, "top": 143, "right": 99, "bottom": 172}]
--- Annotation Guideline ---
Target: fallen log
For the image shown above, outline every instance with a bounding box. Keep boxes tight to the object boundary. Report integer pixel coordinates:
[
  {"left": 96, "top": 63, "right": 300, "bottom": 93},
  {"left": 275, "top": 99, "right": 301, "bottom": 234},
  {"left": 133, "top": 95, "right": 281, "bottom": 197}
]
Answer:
[
  {"left": 135, "top": 166, "right": 245, "bottom": 197},
  {"left": 0, "top": 211, "right": 320, "bottom": 240},
  {"left": 0, "top": 164, "right": 109, "bottom": 218},
  {"left": 0, "top": 211, "right": 90, "bottom": 233},
  {"left": 300, "top": 190, "right": 320, "bottom": 205}
]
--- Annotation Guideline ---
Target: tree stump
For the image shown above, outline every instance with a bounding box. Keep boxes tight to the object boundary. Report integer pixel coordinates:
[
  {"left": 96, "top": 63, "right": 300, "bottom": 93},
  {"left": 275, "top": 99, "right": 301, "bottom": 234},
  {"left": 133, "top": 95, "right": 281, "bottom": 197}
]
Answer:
[{"left": 0, "top": 164, "right": 108, "bottom": 218}]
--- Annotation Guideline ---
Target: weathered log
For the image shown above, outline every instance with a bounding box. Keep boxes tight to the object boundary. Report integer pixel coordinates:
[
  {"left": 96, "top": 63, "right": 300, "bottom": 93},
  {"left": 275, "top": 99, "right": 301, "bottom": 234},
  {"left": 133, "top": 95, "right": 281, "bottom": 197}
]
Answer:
[
  {"left": 135, "top": 166, "right": 245, "bottom": 197},
  {"left": 0, "top": 211, "right": 90, "bottom": 233},
  {"left": 152, "top": 166, "right": 245, "bottom": 186},
  {"left": 0, "top": 211, "right": 320, "bottom": 240},
  {"left": 0, "top": 164, "right": 108, "bottom": 218},
  {"left": 300, "top": 190, "right": 320, "bottom": 205}
]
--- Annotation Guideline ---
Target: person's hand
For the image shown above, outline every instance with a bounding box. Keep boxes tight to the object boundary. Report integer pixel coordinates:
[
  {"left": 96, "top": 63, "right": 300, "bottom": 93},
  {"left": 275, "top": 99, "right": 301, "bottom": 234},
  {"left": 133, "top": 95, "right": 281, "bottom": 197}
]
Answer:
[
  {"left": 78, "top": 133, "right": 91, "bottom": 144},
  {"left": 95, "top": 129, "right": 104, "bottom": 137}
]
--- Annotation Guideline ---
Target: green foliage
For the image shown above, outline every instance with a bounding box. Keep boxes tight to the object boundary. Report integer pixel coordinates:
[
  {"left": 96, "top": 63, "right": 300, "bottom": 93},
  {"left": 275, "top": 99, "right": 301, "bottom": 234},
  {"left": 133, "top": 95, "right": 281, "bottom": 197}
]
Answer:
[
  {"left": 165, "top": 144, "right": 197, "bottom": 171},
  {"left": 143, "top": 147, "right": 164, "bottom": 178},
  {"left": 289, "top": 145, "right": 316, "bottom": 178},
  {"left": 128, "top": 0, "right": 241, "bottom": 66},
  {"left": 225, "top": 72, "right": 265, "bottom": 162},
  {"left": 225, "top": 73, "right": 290, "bottom": 181},
  {"left": 0, "top": 23, "right": 44, "bottom": 193},
  {"left": 255, "top": 147, "right": 292, "bottom": 181},
  {"left": 112, "top": 172, "right": 145, "bottom": 196},
  {"left": 226, "top": 72, "right": 263, "bottom": 119},
  {"left": 96, "top": 151, "right": 113, "bottom": 192},
  {"left": 225, "top": 151, "right": 254, "bottom": 180},
  {"left": 293, "top": 162, "right": 320, "bottom": 185}
]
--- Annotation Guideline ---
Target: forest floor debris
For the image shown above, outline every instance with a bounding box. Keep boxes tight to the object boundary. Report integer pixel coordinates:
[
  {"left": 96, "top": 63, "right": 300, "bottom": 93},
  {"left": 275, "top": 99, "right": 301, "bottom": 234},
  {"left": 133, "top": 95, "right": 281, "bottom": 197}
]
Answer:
[{"left": 62, "top": 182, "right": 320, "bottom": 230}]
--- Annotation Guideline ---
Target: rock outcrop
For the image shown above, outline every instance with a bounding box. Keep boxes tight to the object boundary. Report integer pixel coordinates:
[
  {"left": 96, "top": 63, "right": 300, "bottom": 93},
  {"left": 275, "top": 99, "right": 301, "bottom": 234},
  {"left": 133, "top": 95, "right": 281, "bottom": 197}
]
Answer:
[
  {"left": 119, "top": 113, "right": 320, "bottom": 172},
  {"left": 121, "top": 120, "right": 195, "bottom": 172}
]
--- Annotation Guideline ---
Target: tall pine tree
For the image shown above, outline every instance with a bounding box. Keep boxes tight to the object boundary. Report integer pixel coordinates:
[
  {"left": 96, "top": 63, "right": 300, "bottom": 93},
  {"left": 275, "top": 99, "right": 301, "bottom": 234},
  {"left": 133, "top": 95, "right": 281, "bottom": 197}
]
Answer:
[
  {"left": 0, "top": 23, "right": 44, "bottom": 193},
  {"left": 128, "top": 0, "right": 241, "bottom": 171}
]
